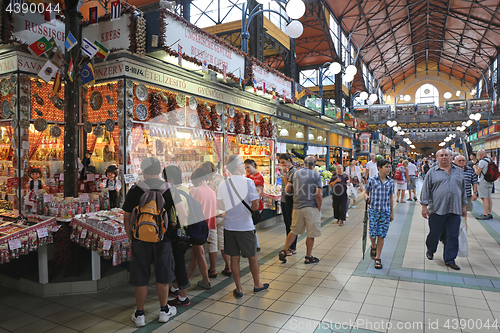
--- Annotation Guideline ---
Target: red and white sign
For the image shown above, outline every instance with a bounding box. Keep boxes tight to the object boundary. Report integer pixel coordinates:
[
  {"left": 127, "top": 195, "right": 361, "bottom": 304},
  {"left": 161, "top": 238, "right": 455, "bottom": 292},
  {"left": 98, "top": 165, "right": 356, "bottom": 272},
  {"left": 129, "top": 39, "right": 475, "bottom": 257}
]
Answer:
[
  {"left": 83, "top": 14, "right": 131, "bottom": 52},
  {"left": 162, "top": 14, "right": 245, "bottom": 79},
  {"left": 252, "top": 63, "right": 292, "bottom": 100},
  {"left": 11, "top": 11, "right": 66, "bottom": 49}
]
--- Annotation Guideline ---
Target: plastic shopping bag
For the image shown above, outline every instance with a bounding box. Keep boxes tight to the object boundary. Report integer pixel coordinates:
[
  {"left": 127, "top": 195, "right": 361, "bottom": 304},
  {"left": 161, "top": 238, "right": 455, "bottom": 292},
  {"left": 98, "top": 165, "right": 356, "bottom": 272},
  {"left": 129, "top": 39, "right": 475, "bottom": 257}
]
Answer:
[
  {"left": 457, "top": 222, "right": 468, "bottom": 257},
  {"left": 348, "top": 184, "right": 357, "bottom": 199}
]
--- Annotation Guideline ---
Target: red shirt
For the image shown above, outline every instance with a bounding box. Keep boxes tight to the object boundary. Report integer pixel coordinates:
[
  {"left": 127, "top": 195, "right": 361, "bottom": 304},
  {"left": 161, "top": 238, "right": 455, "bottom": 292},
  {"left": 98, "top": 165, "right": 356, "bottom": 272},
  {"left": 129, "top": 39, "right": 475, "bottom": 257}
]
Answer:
[{"left": 247, "top": 172, "right": 264, "bottom": 210}]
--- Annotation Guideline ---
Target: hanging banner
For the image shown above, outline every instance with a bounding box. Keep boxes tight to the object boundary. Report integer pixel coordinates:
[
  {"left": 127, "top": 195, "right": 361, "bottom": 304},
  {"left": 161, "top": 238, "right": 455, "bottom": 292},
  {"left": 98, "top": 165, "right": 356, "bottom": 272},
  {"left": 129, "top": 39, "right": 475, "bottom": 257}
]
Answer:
[
  {"left": 11, "top": 11, "right": 66, "bottom": 49},
  {"left": 252, "top": 62, "right": 292, "bottom": 100},
  {"left": 82, "top": 14, "right": 132, "bottom": 51}
]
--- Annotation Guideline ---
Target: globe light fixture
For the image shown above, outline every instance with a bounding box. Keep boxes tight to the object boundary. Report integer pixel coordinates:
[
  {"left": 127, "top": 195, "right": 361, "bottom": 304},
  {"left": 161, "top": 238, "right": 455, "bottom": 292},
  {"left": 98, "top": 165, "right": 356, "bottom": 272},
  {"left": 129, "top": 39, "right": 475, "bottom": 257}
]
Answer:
[
  {"left": 471, "top": 89, "right": 476, "bottom": 96},
  {"left": 466, "top": 120, "right": 473, "bottom": 127},
  {"left": 367, "top": 99, "right": 374, "bottom": 106},
  {"left": 369, "top": 93, "right": 378, "bottom": 102},
  {"left": 344, "top": 74, "right": 354, "bottom": 83},
  {"left": 403, "top": 94, "right": 411, "bottom": 102},
  {"left": 474, "top": 113, "right": 482, "bottom": 121},
  {"left": 345, "top": 65, "right": 357, "bottom": 77},
  {"left": 444, "top": 92, "right": 452, "bottom": 99},
  {"left": 295, "top": 131, "right": 304, "bottom": 139},
  {"left": 359, "top": 91, "right": 369, "bottom": 100},
  {"left": 330, "top": 62, "right": 342, "bottom": 75},
  {"left": 456, "top": 90, "right": 461, "bottom": 97},
  {"left": 285, "top": 20, "right": 304, "bottom": 38},
  {"left": 286, "top": 0, "right": 306, "bottom": 20}
]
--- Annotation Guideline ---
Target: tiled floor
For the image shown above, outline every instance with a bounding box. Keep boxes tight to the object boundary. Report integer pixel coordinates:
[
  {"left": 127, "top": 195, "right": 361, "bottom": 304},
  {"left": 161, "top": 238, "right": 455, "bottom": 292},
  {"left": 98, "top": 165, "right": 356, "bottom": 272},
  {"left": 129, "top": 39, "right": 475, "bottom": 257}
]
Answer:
[{"left": 2, "top": 179, "right": 500, "bottom": 332}]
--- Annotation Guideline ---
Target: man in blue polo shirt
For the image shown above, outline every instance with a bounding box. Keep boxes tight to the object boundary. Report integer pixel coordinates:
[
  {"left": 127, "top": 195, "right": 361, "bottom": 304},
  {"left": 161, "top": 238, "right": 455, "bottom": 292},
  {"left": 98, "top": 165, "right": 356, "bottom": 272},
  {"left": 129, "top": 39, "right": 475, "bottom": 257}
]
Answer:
[{"left": 364, "top": 159, "right": 394, "bottom": 270}]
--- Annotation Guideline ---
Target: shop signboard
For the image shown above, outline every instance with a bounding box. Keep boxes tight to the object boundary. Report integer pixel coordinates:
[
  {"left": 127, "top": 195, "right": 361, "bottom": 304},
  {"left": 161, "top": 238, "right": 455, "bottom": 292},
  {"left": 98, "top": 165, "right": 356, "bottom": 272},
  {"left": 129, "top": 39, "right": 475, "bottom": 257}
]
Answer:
[
  {"left": 162, "top": 13, "right": 245, "bottom": 82},
  {"left": 0, "top": 52, "right": 49, "bottom": 75},
  {"left": 359, "top": 133, "right": 371, "bottom": 152},
  {"left": 11, "top": 11, "right": 66, "bottom": 49},
  {"left": 252, "top": 63, "right": 292, "bottom": 100},
  {"left": 83, "top": 14, "right": 131, "bottom": 51}
]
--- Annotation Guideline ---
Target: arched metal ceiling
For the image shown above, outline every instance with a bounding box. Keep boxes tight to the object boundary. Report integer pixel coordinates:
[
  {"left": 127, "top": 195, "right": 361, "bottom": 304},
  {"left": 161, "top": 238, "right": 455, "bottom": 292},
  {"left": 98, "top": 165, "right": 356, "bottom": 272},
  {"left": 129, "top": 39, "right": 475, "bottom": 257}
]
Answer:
[{"left": 325, "top": 0, "right": 500, "bottom": 92}]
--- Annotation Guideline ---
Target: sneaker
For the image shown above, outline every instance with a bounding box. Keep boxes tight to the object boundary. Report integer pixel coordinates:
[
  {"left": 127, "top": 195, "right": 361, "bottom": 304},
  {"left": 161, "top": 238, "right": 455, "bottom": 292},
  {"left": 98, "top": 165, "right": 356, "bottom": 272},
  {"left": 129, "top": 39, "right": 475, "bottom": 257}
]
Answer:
[
  {"left": 477, "top": 215, "right": 490, "bottom": 220},
  {"left": 346, "top": 212, "right": 349, "bottom": 217},
  {"left": 488, "top": 214, "right": 493, "bottom": 220},
  {"left": 168, "top": 297, "right": 191, "bottom": 307},
  {"left": 169, "top": 289, "right": 179, "bottom": 297},
  {"left": 131, "top": 310, "right": 146, "bottom": 327},
  {"left": 197, "top": 280, "right": 211, "bottom": 289},
  {"left": 351, "top": 206, "right": 356, "bottom": 209},
  {"left": 159, "top": 305, "right": 177, "bottom": 322}
]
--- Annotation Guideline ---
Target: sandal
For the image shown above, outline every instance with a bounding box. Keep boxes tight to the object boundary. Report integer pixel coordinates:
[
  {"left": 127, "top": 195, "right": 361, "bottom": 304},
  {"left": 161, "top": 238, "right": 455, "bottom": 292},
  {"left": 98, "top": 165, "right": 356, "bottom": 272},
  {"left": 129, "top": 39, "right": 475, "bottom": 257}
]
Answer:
[
  {"left": 370, "top": 246, "right": 377, "bottom": 259},
  {"left": 208, "top": 270, "right": 217, "bottom": 279},
  {"left": 279, "top": 250, "right": 287, "bottom": 263},
  {"left": 286, "top": 249, "right": 297, "bottom": 256},
  {"left": 221, "top": 268, "right": 232, "bottom": 276},
  {"left": 304, "top": 256, "right": 320, "bottom": 264},
  {"left": 338, "top": 221, "right": 344, "bottom": 226},
  {"left": 374, "top": 258, "right": 383, "bottom": 269}
]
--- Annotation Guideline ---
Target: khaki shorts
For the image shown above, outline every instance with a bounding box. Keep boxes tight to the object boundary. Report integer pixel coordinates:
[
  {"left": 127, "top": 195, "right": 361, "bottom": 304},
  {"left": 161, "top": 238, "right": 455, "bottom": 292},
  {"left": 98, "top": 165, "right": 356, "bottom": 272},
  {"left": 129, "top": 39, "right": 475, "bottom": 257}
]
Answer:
[
  {"left": 291, "top": 207, "right": 321, "bottom": 238},
  {"left": 478, "top": 181, "right": 493, "bottom": 199},
  {"left": 466, "top": 197, "right": 473, "bottom": 212},
  {"left": 207, "top": 217, "right": 225, "bottom": 253}
]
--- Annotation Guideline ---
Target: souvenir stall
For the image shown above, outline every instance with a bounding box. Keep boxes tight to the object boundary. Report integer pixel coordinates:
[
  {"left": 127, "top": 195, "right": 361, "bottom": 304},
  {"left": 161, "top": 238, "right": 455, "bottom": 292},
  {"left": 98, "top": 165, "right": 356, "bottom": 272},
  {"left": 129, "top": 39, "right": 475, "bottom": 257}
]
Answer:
[
  {"left": 329, "top": 133, "right": 342, "bottom": 167},
  {"left": 342, "top": 135, "right": 353, "bottom": 165}
]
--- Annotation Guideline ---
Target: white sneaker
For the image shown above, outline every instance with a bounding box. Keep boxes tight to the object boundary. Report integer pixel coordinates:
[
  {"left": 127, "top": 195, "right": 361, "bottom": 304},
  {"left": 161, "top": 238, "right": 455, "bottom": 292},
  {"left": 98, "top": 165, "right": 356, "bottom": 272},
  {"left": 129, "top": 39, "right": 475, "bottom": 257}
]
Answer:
[
  {"left": 346, "top": 212, "right": 349, "bottom": 217},
  {"left": 159, "top": 305, "right": 177, "bottom": 323},
  {"left": 131, "top": 310, "right": 146, "bottom": 327}
]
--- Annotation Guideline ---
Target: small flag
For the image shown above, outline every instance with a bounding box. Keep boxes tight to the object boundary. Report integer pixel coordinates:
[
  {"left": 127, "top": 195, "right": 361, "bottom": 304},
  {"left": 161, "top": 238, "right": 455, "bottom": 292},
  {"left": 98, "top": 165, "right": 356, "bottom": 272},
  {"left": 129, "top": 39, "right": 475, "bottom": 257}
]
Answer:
[
  {"left": 65, "top": 32, "right": 77, "bottom": 51},
  {"left": 38, "top": 60, "right": 58, "bottom": 82},
  {"left": 52, "top": 72, "right": 62, "bottom": 95},
  {"left": 283, "top": 90, "right": 286, "bottom": 102},
  {"left": 222, "top": 64, "right": 227, "bottom": 81},
  {"left": 82, "top": 38, "right": 99, "bottom": 58},
  {"left": 272, "top": 88, "right": 276, "bottom": 100},
  {"left": 80, "top": 62, "right": 95, "bottom": 86},
  {"left": 239, "top": 70, "right": 242, "bottom": 87},
  {"left": 51, "top": 47, "right": 65, "bottom": 67},
  {"left": 110, "top": 0, "right": 121, "bottom": 21},
  {"left": 262, "top": 81, "right": 266, "bottom": 94},
  {"left": 202, "top": 59, "right": 208, "bottom": 74},
  {"left": 67, "top": 58, "right": 74, "bottom": 82},
  {"left": 178, "top": 45, "right": 182, "bottom": 66},
  {"left": 94, "top": 40, "right": 109, "bottom": 61},
  {"left": 297, "top": 89, "right": 306, "bottom": 99},
  {"left": 253, "top": 79, "right": 257, "bottom": 93},
  {"left": 89, "top": 6, "right": 98, "bottom": 25},
  {"left": 45, "top": 37, "right": 57, "bottom": 56},
  {"left": 29, "top": 37, "right": 50, "bottom": 57}
]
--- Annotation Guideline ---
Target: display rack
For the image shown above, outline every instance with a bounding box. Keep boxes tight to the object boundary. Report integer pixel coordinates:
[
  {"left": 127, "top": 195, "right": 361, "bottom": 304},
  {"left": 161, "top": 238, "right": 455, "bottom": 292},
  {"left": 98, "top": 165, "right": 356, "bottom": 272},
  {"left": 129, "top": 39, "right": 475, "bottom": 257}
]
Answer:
[
  {"left": 468, "top": 98, "right": 492, "bottom": 114},
  {"left": 395, "top": 103, "right": 414, "bottom": 116},
  {"left": 444, "top": 100, "right": 466, "bottom": 114}
]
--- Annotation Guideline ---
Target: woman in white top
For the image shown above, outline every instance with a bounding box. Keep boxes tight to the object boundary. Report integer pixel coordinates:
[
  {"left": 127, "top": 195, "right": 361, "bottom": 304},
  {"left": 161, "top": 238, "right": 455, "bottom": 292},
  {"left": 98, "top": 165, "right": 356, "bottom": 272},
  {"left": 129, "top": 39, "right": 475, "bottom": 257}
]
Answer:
[
  {"left": 347, "top": 158, "right": 363, "bottom": 208},
  {"left": 396, "top": 160, "right": 410, "bottom": 203}
]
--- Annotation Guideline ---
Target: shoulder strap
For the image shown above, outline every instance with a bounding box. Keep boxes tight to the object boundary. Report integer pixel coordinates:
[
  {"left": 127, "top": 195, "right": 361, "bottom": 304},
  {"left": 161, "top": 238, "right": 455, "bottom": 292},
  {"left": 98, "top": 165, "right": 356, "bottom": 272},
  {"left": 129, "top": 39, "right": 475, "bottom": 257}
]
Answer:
[{"left": 228, "top": 178, "right": 253, "bottom": 213}]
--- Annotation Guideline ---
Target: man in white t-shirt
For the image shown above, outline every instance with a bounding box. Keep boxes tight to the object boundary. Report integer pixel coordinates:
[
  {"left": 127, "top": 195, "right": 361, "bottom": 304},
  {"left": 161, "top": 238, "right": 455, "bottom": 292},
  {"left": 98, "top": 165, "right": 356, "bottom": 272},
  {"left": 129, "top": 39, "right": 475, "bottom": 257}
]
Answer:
[
  {"left": 406, "top": 159, "right": 418, "bottom": 201},
  {"left": 364, "top": 153, "right": 378, "bottom": 182},
  {"left": 474, "top": 149, "right": 493, "bottom": 219},
  {"left": 217, "top": 155, "right": 269, "bottom": 298}
]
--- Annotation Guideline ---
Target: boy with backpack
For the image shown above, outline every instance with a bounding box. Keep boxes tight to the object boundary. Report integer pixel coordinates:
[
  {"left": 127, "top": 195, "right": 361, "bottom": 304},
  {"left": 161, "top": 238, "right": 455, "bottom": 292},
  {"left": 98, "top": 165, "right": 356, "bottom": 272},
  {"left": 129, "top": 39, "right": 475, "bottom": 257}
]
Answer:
[
  {"left": 123, "top": 157, "right": 187, "bottom": 327},
  {"left": 474, "top": 149, "right": 499, "bottom": 220}
]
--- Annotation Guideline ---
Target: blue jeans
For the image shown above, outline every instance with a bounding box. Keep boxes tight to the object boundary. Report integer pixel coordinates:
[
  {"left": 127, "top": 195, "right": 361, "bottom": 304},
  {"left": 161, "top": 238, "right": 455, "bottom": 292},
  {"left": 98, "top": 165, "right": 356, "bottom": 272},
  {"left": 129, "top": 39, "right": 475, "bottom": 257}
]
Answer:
[{"left": 426, "top": 213, "right": 460, "bottom": 264}]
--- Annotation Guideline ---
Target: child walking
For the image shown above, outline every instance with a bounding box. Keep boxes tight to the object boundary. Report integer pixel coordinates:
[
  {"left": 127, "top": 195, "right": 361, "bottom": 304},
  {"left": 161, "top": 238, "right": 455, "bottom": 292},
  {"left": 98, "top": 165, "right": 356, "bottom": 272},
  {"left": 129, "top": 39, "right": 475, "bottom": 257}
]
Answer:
[{"left": 364, "top": 159, "right": 394, "bottom": 269}]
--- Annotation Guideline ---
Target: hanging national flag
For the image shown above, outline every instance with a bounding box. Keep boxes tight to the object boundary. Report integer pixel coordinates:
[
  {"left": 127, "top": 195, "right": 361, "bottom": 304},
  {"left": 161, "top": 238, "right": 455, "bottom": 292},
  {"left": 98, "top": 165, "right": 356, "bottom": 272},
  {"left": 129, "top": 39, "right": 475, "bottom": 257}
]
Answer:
[
  {"left": 28, "top": 37, "right": 50, "bottom": 57},
  {"left": 38, "top": 60, "right": 58, "bottom": 82},
  {"left": 44, "top": 3, "right": 56, "bottom": 22},
  {"left": 45, "top": 38, "right": 57, "bottom": 56},
  {"left": 253, "top": 79, "right": 257, "bottom": 93},
  {"left": 222, "top": 64, "right": 227, "bottom": 81},
  {"left": 80, "top": 62, "right": 95, "bottom": 86},
  {"left": 239, "top": 70, "right": 242, "bottom": 87},
  {"left": 110, "top": 0, "right": 121, "bottom": 21},
  {"left": 94, "top": 40, "right": 109, "bottom": 61},
  {"left": 202, "top": 59, "right": 208, "bottom": 74},
  {"left": 51, "top": 47, "right": 65, "bottom": 67},
  {"left": 272, "top": 88, "right": 276, "bottom": 100},
  {"left": 65, "top": 32, "right": 77, "bottom": 51},
  {"left": 283, "top": 90, "right": 286, "bottom": 102},
  {"left": 297, "top": 89, "right": 306, "bottom": 99},
  {"left": 177, "top": 45, "right": 182, "bottom": 66},
  {"left": 89, "top": 6, "right": 98, "bottom": 25},
  {"left": 52, "top": 72, "right": 62, "bottom": 95},
  {"left": 81, "top": 38, "right": 99, "bottom": 58},
  {"left": 262, "top": 81, "right": 266, "bottom": 94},
  {"left": 67, "top": 58, "right": 75, "bottom": 82}
]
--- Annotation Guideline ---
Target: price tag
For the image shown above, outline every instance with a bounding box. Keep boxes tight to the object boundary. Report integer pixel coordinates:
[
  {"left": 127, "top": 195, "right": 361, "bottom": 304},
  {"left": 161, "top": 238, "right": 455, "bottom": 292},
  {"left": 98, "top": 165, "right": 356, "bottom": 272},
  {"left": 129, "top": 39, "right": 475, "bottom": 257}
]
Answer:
[
  {"left": 8, "top": 238, "right": 22, "bottom": 250},
  {"left": 7, "top": 177, "right": 19, "bottom": 187},
  {"left": 37, "top": 228, "right": 48, "bottom": 238},
  {"left": 59, "top": 174, "right": 64, "bottom": 181},
  {"left": 123, "top": 174, "right": 136, "bottom": 184},
  {"left": 103, "top": 239, "right": 112, "bottom": 250},
  {"left": 22, "top": 141, "right": 30, "bottom": 150},
  {"left": 51, "top": 225, "right": 61, "bottom": 233},
  {"left": 87, "top": 174, "right": 94, "bottom": 181},
  {"left": 80, "top": 229, "right": 87, "bottom": 239},
  {"left": 79, "top": 194, "right": 89, "bottom": 202}
]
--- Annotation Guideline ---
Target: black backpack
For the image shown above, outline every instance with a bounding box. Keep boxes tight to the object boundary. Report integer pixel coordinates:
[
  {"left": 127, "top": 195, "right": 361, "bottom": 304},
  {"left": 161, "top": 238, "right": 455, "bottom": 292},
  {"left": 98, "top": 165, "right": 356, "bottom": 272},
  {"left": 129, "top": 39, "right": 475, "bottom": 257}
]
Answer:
[{"left": 177, "top": 189, "right": 209, "bottom": 245}]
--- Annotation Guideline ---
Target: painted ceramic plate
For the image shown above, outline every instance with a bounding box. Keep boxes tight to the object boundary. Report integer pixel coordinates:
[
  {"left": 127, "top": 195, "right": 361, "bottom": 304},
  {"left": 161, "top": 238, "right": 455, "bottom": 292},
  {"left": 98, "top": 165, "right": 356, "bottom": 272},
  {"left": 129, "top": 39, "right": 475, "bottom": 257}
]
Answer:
[
  {"left": 135, "top": 104, "right": 148, "bottom": 121},
  {"left": 255, "top": 125, "right": 260, "bottom": 136},
  {"left": 11, "top": 119, "right": 17, "bottom": 130},
  {"left": 126, "top": 100, "right": 133, "bottom": 109},
  {"left": 21, "top": 107, "right": 29, "bottom": 116},
  {"left": 126, "top": 80, "right": 133, "bottom": 88},
  {"left": 19, "top": 96, "right": 28, "bottom": 107},
  {"left": 51, "top": 126, "right": 61, "bottom": 137},
  {"left": 1, "top": 100, "right": 10, "bottom": 119},
  {"left": 107, "top": 97, "right": 114, "bottom": 105},
  {"left": 125, "top": 119, "right": 133, "bottom": 130},
  {"left": 229, "top": 106, "right": 235, "bottom": 118},
  {"left": 177, "top": 110, "right": 185, "bottom": 125},
  {"left": 188, "top": 113, "right": 197, "bottom": 127},
  {"left": 206, "top": 119, "right": 212, "bottom": 128},
  {"left": 0, "top": 79, "right": 9, "bottom": 96},
  {"left": 105, "top": 119, "right": 115, "bottom": 132},
  {"left": 92, "top": 125, "right": 102, "bottom": 137},
  {"left": 176, "top": 93, "right": 186, "bottom": 107},
  {"left": 10, "top": 76, "right": 17, "bottom": 86},
  {"left": 127, "top": 109, "right": 134, "bottom": 117},
  {"left": 117, "top": 100, "right": 124, "bottom": 109},
  {"left": 249, "top": 123, "right": 254, "bottom": 134},
  {"left": 118, "top": 117, "right": 124, "bottom": 129},
  {"left": 117, "top": 80, "right": 124, "bottom": 89},
  {"left": 255, "top": 113, "right": 260, "bottom": 123},
  {"left": 19, "top": 119, "right": 30, "bottom": 129},
  {"left": 90, "top": 91, "right": 103, "bottom": 111},
  {"left": 83, "top": 121, "right": 93, "bottom": 134},
  {"left": 216, "top": 103, "right": 224, "bottom": 115},
  {"left": 34, "top": 118, "right": 47, "bottom": 132},
  {"left": 228, "top": 120, "right": 235, "bottom": 133},
  {"left": 189, "top": 96, "right": 197, "bottom": 110},
  {"left": 19, "top": 75, "right": 29, "bottom": 85},
  {"left": 107, "top": 110, "right": 113, "bottom": 118},
  {"left": 135, "top": 84, "right": 148, "bottom": 101},
  {"left": 116, "top": 109, "right": 123, "bottom": 117}
]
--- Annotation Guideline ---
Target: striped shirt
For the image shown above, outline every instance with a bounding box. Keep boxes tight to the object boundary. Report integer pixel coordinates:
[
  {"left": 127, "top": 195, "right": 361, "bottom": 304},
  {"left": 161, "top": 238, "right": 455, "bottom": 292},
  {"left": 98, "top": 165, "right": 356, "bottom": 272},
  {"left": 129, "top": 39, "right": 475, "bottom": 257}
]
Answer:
[{"left": 463, "top": 165, "right": 478, "bottom": 197}]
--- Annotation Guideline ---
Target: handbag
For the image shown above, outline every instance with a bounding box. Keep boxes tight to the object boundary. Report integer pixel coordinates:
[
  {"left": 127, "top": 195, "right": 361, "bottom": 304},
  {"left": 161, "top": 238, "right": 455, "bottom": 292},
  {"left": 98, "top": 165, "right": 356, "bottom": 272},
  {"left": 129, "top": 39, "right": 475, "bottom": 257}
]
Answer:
[
  {"left": 228, "top": 178, "right": 261, "bottom": 225},
  {"left": 457, "top": 222, "right": 468, "bottom": 257}
]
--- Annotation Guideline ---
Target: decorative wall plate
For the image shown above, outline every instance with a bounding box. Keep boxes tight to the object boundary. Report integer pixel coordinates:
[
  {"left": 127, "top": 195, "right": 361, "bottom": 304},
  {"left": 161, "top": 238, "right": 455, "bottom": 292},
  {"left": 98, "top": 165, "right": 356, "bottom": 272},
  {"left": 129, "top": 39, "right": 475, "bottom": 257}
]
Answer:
[
  {"left": 176, "top": 93, "right": 186, "bottom": 107},
  {"left": 93, "top": 125, "right": 103, "bottom": 137},
  {"left": 0, "top": 79, "right": 10, "bottom": 96},
  {"left": 216, "top": 103, "right": 223, "bottom": 115},
  {"left": 9, "top": 76, "right": 17, "bottom": 86},
  {"left": 11, "top": 96, "right": 16, "bottom": 107},
  {"left": 107, "top": 110, "right": 113, "bottom": 118},
  {"left": 177, "top": 110, "right": 185, "bottom": 125},
  {"left": 105, "top": 119, "right": 115, "bottom": 132},
  {"left": 51, "top": 126, "right": 62, "bottom": 137},
  {"left": 249, "top": 123, "right": 254, "bottom": 134},
  {"left": 206, "top": 119, "right": 212, "bottom": 128},
  {"left": 188, "top": 113, "right": 197, "bottom": 127},
  {"left": 135, "top": 84, "right": 148, "bottom": 101},
  {"left": 117, "top": 100, "right": 124, "bottom": 109},
  {"left": 107, "top": 83, "right": 114, "bottom": 91},
  {"left": 118, "top": 117, "right": 124, "bottom": 129},
  {"left": 90, "top": 91, "right": 103, "bottom": 111},
  {"left": 19, "top": 119, "right": 29, "bottom": 129},
  {"left": 127, "top": 109, "right": 134, "bottom": 117},
  {"left": 255, "top": 113, "right": 260, "bottom": 123},
  {"left": 35, "top": 80, "right": 43, "bottom": 89},
  {"left": 35, "top": 108, "right": 43, "bottom": 117},
  {"left": 19, "top": 75, "right": 29, "bottom": 85},
  {"left": 125, "top": 119, "right": 133, "bottom": 130},
  {"left": 135, "top": 104, "right": 148, "bottom": 121},
  {"left": 107, "top": 97, "right": 114, "bottom": 105},
  {"left": 11, "top": 119, "right": 17, "bottom": 129},
  {"left": 19, "top": 96, "right": 29, "bottom": 107},
  {"left": 126, "top": 80, "right": 133, "bottom": 88},
  {"left": 126, "top": 100, "right": 133, "bottom": 109},
  {"left": 189, "top": 96, "right": 197, "bottom": 110},
  {"left": 21, "top": 108, "right": 29, "bottom": 116},
  {"left": 83, "top": 121, "right": 93, "bottom": 133},
  {"left": 228, "top": 120, "right": 235, "bottom": 132},
  {"left": 255, "top": 125, "right": 260, "bottom": 136},
  {"left": 34, "top": 118, "right": 47, "bottom": 132},
  {"left": 229, "top": 106, "right": 235, "bottom": 118},
  {"left": 116, "top": 109, "right": 123, "bottom": 117},
  {"left": 117, "top": 80, "right": 124, "bottom": 89},
  {"left": 1, "top": 100, "right": 11, "bottom": 119}
]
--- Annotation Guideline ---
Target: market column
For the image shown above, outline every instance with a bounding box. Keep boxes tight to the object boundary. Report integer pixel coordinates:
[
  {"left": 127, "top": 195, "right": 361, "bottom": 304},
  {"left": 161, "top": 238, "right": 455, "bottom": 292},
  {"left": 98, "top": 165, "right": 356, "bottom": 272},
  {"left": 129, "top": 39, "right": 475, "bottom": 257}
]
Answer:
[{"left": 63, "top": 0, "right": 82, "bottom": 197}]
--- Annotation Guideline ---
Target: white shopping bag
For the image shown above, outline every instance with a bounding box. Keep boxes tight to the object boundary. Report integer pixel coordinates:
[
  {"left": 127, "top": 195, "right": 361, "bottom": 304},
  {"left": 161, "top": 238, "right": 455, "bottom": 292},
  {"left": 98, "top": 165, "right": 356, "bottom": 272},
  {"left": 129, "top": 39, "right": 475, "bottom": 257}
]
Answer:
[
  {"left": 347, "top": 184, "right": 357, "bottom": 199},
  {"left": 457, "top": 221, "right": 468, "bottom": 257}
]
